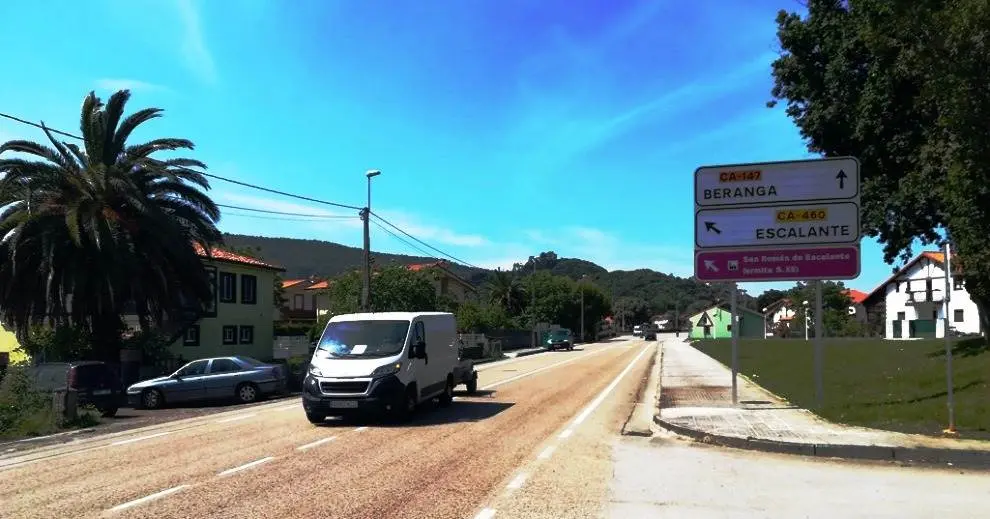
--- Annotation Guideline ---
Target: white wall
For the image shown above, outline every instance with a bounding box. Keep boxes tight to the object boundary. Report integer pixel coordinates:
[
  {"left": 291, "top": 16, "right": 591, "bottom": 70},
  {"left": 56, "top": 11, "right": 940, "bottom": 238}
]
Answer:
[{"left": 883, "top": 256, "right": 981, "bottom": 339}]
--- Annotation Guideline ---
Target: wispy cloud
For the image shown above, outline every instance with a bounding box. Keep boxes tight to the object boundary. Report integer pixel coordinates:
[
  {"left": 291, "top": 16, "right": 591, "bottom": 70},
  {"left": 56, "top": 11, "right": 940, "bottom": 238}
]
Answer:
[
  {"left": 94, "top": 78, "right": 168, "bottom": 93},
  {"left": 373, "top": 209, "right": 489, "bottom": 248},
  {"left": 174, "top": 0, "right": 218, "bottom": 84}
]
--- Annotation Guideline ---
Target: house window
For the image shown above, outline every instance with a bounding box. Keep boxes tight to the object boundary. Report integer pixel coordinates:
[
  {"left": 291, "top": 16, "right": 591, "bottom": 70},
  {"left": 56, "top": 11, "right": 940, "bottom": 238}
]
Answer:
[
  {"left": 241, "top": 275, "right": 257, "bottom": 304},
  {"left": 293, "top": 294, "right": 304, "bottom": 310},
  {"left": 954, "top": 309, "right": 965, "bottom": 322},
  {"left": 239, "top": 325, "right": 254, "bottom": 345},
  {"left": 933, "top": 310, "right": 938, "bottom": 320},
  {"left": 222, "top": 325, "right": 237, "bottom": 345},
  {"left": 897, "top": 311, "right": 906, "bottom": 320},
  {"left": 954, "top": 278, "right": 965, "bottom": 290},
  {"left": 203, "top": 267, "right": 217, "bottom": 318},
  {"left": 895, "top": 282, "right": 900, "bottom": 293},
  {"left": 219, "top": 272, "right": 236, "bottom": 303},
  {"left": 183, "top": 325, "right": 200, "bottom": 346}
]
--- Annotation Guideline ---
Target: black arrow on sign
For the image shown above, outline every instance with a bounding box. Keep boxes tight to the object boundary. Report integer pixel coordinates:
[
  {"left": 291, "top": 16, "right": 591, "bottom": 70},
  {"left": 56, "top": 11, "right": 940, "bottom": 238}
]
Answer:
[
  {"left": 704, "top": 221, "right": 721, "bottom": 234},
  {"left": 836, "top": 169, "right": 847, "bottom": 189}
]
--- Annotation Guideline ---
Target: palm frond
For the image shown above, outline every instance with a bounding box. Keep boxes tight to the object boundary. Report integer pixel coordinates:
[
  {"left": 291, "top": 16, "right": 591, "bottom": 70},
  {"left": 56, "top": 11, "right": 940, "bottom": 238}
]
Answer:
[
  {"left": 103, "top": 90, "right": 131, "bottom": 163},
  {"left": 113, "top": 108, "right": 163, "bottom": 153}
]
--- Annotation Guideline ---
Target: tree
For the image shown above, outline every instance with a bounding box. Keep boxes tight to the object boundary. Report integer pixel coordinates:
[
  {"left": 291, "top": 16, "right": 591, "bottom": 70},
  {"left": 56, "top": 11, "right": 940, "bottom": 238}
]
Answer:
[
  {"left": 0, "top": 90, "right": 221, "bottom": 360},
  {"left": 613, "top": 296, "right": 652, "bottom": 326},
  {"left": 784, "top": 282, "right": 855, "bottom": 337},
  {"left": 769, "top": 0, "right": 990, "bottom": 339},
  {"left": 756, "top": 289, "right": 788, "bottom": 314},
  {"left": 486, "top": 269, "right": 526, "bottom": 315},
  {"left": 325, "top": 265, "right": 440, "bottom": 315}
]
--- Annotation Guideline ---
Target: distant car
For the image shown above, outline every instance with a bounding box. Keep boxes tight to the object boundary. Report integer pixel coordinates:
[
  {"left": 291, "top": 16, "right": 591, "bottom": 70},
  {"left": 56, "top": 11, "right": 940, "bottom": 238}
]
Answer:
[
  {"left": 644, "top": 329, "right": 657, "bottom": 341},
  {"left": 632, "top": 325, "right": 643, "bottom": 337},
  {"left": 30, "top": 361, "right": 124, "bottom": 417},
  {"left": 545, "top": 329, "right": 573, "bottom": 351},
  {"left": 127, "top": 356, "right": 286, "bottom": 409}
]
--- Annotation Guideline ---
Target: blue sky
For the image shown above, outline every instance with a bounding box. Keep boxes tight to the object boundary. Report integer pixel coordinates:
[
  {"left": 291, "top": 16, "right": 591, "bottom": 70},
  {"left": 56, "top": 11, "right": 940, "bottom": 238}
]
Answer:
[{"left": 0, "top": 0, "right": 919, "bottom": 296}]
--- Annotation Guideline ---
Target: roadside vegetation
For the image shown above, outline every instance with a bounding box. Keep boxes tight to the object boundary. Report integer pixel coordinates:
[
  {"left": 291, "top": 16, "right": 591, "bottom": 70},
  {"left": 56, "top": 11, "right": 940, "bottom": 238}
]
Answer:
[
  {"left": 694, "top": 338, "right": 990, "bottom": 439},
  {"left": 0, "top": 364, "right": 99, "bottom": 441}
]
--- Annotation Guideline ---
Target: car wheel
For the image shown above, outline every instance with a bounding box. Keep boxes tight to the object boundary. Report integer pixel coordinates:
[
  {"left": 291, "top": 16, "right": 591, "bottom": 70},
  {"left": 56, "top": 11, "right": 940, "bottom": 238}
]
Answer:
[
  {"left": 466, "top": 375, "right": 478, "bottom": 394},
  {"left": 142, "top": 388, "right": 164, "bottom": 410},
  {"left": 99, "top": 406, "right": 119, "bottom": 418},
  {"left": 439, "top": 377, "right": 454, "bottom": 407},
  {"left": 394, "top": 387, "right": 417, "bottom": 422},
  {"left": 236, "top": 383, "right": 260, "bottom": 404},
  {"left": 306, "top": 411, "right": 327, "bottom": 424}
]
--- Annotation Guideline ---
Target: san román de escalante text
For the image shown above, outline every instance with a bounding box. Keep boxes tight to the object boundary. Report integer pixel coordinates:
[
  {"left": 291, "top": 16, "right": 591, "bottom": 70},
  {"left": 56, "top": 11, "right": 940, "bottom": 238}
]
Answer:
[{"left": 742, "top": 250, "right": 855, "bottom": 264}]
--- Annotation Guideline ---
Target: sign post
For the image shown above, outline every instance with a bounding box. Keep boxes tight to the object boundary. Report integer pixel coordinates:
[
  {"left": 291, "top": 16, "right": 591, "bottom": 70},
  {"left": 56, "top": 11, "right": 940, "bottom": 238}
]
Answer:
[
  {"left": 944, "top": 242, "right": 956, "bottom": 433},
  {"left": 693, "top": 157, "right": 862, "bottom": 408},
  {"left": 730, "top": 283, "right": 739, "bottom": 405}
]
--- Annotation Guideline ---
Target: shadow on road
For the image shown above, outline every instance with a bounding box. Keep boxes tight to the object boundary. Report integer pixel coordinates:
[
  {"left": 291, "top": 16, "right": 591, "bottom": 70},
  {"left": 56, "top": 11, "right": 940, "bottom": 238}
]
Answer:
[
  {"left": 315, "top": 400, "right": 515, "bottom": 428},
  {"left": 453, "top": 389, "right": 496, "bottom": 397}
]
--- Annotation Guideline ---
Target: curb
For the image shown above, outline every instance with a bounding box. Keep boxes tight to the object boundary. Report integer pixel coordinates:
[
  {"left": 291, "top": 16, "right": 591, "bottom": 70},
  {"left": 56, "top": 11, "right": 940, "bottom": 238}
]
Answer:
[
  {"left": 652, "top": 415, "right": 990, "bottom": 469},
  {"left": 620, "top": 342, "right": 662, "bottom": 437}
]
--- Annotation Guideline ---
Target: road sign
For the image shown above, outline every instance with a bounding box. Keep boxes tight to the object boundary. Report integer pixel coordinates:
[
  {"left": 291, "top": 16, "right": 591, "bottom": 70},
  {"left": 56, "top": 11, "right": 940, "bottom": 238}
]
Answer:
[
  {"left": 692, "top": 156, "right": 861, "bottom": 283},
  {"left": 695, "top": 157, "right": 860, "bottom": 207},
  {"left": 695, "top": 245, "right": 860, "bottom": 282},
  {"left": 695, "top": 202, "right": 859, "bottom": 249}
]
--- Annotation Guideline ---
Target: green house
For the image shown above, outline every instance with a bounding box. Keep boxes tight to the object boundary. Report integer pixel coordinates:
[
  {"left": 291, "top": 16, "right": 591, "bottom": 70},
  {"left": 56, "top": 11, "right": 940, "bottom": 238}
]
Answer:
[{"left": 688, "top": 304, "right": 764, "bottom": 339}]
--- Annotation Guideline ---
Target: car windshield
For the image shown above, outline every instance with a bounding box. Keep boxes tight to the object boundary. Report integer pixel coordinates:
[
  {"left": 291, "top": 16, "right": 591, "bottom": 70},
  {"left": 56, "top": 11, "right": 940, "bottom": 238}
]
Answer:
[
  {"left": 316, "top": 320, "right": 410, "bottom": 359},
  {"left": 549, "top": 330, "right": 569, "bottom": 339}
]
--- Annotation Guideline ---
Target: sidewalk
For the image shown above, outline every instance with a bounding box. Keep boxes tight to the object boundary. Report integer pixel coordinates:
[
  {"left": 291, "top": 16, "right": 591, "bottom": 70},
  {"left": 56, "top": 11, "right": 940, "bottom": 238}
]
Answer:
[{"left": 655, "top": 338, "right": 990, "bottom": 467}]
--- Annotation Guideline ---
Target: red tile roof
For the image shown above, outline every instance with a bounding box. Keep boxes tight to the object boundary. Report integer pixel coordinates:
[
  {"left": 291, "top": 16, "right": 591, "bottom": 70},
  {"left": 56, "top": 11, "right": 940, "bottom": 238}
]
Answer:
[
  {"left": 845, "top": 289, "right": 868, "bottom": 305},
  {"left": 406, "top": 261, "right": 445, "bottom": 272},
  {"left": 193, "top": 243, "right": 284, "bottom": 271},
  {"left": 281, "top": 279, "right": 307, "bottom": 289},
  {"left": 306, "top": 280, "right": 332, "bottom": 290}
]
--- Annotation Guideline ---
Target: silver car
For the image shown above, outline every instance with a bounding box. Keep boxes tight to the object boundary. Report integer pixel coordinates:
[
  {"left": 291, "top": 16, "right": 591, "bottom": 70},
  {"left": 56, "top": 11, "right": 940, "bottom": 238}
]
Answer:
[{"left": 127, "top": 356, "right": 286, "bottom": 409}]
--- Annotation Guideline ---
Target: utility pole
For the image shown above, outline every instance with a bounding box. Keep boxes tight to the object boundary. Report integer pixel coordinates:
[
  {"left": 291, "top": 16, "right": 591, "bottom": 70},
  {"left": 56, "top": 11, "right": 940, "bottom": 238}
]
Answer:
[
  {"left": 361, "top": 170, "right": 381, "bottom": 312},
  {"left": 531, "top": 260, "right": 537, "bottom": 347},
  {"left": 580, "top": 274, "right": 587, "bottom": 343}
]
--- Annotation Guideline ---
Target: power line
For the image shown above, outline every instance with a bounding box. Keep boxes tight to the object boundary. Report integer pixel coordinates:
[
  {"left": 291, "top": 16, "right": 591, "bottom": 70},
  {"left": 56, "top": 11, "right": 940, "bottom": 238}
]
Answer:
[
  {"left": 216, "top": 203, "right": 354, "bottom": 218},
  {"left": 370, "top": 219, "right": 439, "bottom": 260},
  {"left": 370, "top": 211, "right": 479, "bottom": 269},
  {"left": 0, "top": 111, "right": 362, "bottom": 211},
  {"left": 1, "top": 110, "right": 479, "bottom": 269},
  {"left": 223, "top": 210, "right": 359, "bottom": 223}
]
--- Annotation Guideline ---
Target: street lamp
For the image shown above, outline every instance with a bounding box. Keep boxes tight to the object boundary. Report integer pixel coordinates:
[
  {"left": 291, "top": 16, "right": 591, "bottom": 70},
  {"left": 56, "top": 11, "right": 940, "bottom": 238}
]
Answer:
[
  {"left": 802, "top": 300, "right": 810, "bottom": 341},
  {"left": 361, "top": 169, "right": 381, "bottom": 312},
  {"left": 580, "top": 274, "right": 588, "bottom": 343}
]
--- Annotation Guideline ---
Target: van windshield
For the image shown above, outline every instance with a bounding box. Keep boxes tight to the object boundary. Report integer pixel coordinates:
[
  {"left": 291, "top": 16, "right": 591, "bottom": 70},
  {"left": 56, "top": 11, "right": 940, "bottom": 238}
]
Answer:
[{"left": 316, "top": 320, "right": 410, "bottom": 359}]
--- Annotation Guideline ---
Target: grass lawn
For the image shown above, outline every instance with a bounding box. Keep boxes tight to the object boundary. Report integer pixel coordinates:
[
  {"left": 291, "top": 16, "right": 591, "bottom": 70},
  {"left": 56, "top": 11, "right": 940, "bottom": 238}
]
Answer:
[{"left": 694, "top": 337, "right": 990, "bottom": 439}]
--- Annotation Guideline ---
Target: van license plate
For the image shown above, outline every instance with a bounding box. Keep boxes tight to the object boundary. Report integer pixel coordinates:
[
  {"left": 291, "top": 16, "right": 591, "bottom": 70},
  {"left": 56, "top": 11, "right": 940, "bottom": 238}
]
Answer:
[
  {"left": 329, "top": 400, "right": 358, "bottom": 409},
  {"left": 93, "top": 389, "right": 111, "bottom": 396}
]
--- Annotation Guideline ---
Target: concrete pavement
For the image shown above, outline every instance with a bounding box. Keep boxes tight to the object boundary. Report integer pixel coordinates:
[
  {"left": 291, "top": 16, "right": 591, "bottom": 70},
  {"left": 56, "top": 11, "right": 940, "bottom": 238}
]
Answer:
[
  {"left": 0, "top": 337, "right": 656, "bottom": 519},
  {"left": 654, "top": 337, "right": 990, "bottom": 467}
]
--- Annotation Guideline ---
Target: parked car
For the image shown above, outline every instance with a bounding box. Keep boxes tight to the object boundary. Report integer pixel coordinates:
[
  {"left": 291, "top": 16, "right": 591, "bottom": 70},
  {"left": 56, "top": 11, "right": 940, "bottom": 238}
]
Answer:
[
  {"left": 126, "top": 356, "right": 287, "bottom": 409},
  {"left": 30, "top": 361, "right": 124, "bottom": 417},
  {"left": 545, "top": 329, "right": 574, "bottom": 351}
]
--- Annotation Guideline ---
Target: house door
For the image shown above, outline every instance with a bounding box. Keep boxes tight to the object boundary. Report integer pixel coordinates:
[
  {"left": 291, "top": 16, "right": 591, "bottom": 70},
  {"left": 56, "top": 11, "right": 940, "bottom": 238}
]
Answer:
[
  {"left": 703, "top": 325, "right": 711, "bottom": 338},
  {"left": 892, "top": 320, "right": 902, "bottom": 339},
  {"left": 910, "top": 319, "right": 936, "bottom": 339}
]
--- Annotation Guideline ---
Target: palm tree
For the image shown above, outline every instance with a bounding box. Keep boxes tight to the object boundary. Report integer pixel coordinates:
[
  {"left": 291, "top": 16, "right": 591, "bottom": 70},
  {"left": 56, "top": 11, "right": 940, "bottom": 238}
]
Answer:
[
  {"left": 0, "top": 90, "right": 221, "bottom": 360},
  {"left": 486, "top": 269, "right": 526, "bottom": 315}
]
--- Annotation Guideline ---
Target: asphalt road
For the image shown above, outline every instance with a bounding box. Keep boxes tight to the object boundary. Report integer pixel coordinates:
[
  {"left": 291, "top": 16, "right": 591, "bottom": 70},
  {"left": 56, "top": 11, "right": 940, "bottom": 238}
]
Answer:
[{"left": 0, "top": 337, "right": 655, "bottom": 519}]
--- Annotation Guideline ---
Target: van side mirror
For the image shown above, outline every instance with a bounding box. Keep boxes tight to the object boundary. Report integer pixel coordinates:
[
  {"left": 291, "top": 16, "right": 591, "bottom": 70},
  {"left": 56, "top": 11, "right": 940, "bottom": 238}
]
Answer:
[{"left": 412, "top": 341, "right": 427, "bottom": 359}]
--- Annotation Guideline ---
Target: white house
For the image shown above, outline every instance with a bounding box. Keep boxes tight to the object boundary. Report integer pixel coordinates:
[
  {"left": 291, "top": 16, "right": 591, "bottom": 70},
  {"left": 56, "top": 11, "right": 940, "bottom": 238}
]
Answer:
[
  {"left": 865, "top": 250, "right": 983, "bottom": 339},
  {"left": 762, "top": 298, "right": 797, "bottom": 336}
]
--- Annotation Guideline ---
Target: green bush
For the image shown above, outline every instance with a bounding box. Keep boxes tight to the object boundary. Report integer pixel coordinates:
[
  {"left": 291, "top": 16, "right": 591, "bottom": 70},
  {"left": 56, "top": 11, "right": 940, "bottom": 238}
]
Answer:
[{"left": 0, "top": 363, "right": 57, "bottom": 439}]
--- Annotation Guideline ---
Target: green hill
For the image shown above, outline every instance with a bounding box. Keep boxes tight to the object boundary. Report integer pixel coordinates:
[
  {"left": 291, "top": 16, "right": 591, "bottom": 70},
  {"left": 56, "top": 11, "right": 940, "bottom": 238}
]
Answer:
[{"left": 221, "top": 233, "right": 755, "bottom": 319}]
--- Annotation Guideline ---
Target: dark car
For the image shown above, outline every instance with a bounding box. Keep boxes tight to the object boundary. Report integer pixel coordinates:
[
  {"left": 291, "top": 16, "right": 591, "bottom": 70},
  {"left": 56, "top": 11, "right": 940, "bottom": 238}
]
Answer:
[
  {"left": 30, "top": 361, "right": 124, "bottom": 417},
  {"left": 126, "top": 356, "right": 287, "bottom": 409},
  {"left": 545, "top": 329, "right": 574, "bottom": 351}
]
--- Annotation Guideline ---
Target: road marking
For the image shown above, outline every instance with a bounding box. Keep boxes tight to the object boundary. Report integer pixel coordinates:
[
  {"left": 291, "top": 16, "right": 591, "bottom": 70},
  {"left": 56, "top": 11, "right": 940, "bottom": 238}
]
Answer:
[
  {"left": 537, "top": 446, "right": 556, "bottom": 460},
  {"left": 215, "top": 413, "right": 256, "bottom": 424},
  {"left": 567, "top": 343, "right": 653, "bottom": 430},
  {"left": 274, "top": 403, "right": 299, "bottom": 411},
  {"left": 558, "top": 429, "right": 573, "bottom": 439},
  {"left": 217, "top": 456, "right": 275, "bottom": 477},
  {"left": 110, "top": 431, "right": 172, "bottom": 446},
  {"left": 354, "top": 426, "right": 368, "bottom": 432},
  {"left": 296, "top": 436, "right": 336, "bottom": 451},
  {"left": 506, "top": 473, "right": 528, "bottom": 490},
  {"left": 481, "top": 344, "right": 620, "bottom": 391},
  {"left": 108, "top": 485, "right": 190, "bottom": 512},
  {"left": 474, "top": 508, "right": 496, "bottom": 519}
]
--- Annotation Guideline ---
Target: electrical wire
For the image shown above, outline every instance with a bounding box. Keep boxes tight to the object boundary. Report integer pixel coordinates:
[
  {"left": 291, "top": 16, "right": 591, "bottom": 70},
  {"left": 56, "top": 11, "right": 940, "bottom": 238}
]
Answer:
[
  {"left": 216, "top": 203, "right": 354, "bottom": 218},
  {"left": 370, "top": 219, "right": 440, "bottom": 260},
  {"left": 369, "top": 211, "right": 479, "bottom": 269},
  {"left": 223, "top": 210, "right": 360, "bottom": 223}
]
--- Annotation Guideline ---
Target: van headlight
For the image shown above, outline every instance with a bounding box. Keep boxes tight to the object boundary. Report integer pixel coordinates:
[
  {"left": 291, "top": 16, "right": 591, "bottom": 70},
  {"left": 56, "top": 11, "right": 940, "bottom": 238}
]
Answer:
[
  {"left": 308, "top": 365, "right": 324, "bottom": 377},
  {"left": 370, "top": 362, "right": 402, "bottom": 378}
]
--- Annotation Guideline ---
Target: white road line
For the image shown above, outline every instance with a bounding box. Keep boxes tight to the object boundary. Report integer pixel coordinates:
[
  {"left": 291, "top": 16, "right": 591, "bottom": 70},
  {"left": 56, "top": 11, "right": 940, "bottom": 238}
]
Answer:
[
  {"left": 354, "top": 426, "right": 368, "bottom": 432},
  {"left": 481, "top": 344, "right": 620, "bottom": 391},
  {"left": 215, "top": 413, "right": 256, "bottom": 424},
  {"left": 217, "top": 456, "right": 274, "bottom": 477},
  {"left": 296, "top": 436, "right": 336, "bottom": 451},
  {"left": 558, "top": 429, "right": 573, "bottom": 439},
  {"left": 108, "top": 485, "right": 190, "bottom": 512},
  {"left": 567, "top": 343, "right": 653, "bottom": 429},
  {"left": 110, "top": 431, "right": 172, "bottom": 446},
  {"left": 474, "top": 508, "right": 497, "bottom": 519},
  {"left": 537, "top": 446, "right": 556, "bottom": 460},
  {"left": 506, "top": 473, "right": 528, "bottom": 490}
]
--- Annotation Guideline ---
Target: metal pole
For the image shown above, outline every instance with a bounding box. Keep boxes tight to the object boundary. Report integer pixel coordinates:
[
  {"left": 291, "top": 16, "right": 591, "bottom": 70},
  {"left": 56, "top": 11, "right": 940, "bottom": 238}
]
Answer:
[
  {"left": 944, "top": 242, "right": 956, "bottom": 433},
  {"left": 531, "top": 261, "right": 537, "bottom": 347},
  {"left": 814, "top": 280, "right": 824, "bottom": 409},
  {"left": 730, "top": 283, "right": 738, "bottom": 405},
  {"left": 361, "top": 208, "right": 371, "bottom": 312},
  {"left": 675, "top": 302, "right": 679, "bottom": 338},
  {"left": 580, "top": 284, "right": 585, "bottom": 343}
]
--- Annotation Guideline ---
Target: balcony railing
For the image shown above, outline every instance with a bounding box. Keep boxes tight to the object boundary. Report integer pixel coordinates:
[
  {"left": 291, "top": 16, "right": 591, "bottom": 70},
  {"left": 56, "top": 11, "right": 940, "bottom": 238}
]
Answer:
[{"left": 906, "top": 289, "right": 944, "bottom": 304}]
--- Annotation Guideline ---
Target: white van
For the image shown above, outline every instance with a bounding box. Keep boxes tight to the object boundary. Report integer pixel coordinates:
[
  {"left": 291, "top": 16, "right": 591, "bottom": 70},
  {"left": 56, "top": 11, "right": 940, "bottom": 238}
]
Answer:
[{"left": 302, "top": 311, "right": 460, "bottom": 423}]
